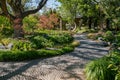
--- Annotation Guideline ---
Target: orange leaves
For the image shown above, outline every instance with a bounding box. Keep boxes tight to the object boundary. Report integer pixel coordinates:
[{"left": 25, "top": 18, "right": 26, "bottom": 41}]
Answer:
[
  {"left": 49, "top": 13, "right": 59, "bottom": 24},
  {"left": 39, "top": 13, "right": 59, "bottom": 29}
]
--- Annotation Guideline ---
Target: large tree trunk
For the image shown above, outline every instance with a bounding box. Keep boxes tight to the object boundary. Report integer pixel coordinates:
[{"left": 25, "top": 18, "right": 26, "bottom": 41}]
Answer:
[{"left": 13, "top": 16, "right": 24, "bottom": 38}]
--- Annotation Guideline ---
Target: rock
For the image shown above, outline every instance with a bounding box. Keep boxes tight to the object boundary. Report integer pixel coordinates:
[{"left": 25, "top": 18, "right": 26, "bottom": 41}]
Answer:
[
  {"left": 46, "top": 47, "right": 58, "bottom": 50},
  {"left": 0, "top": 45, "right": 5, "bottom": 49},
  {"left": 98, "top": 37, "right": 104, "bottom": 41},
  {"left": 101, "top": 41, "right": 109, "bottom": 47},
  {"left": 6, "top": 43, "right": 13, "bottom": 49},
  {"left": 0, "top": 43, "right": 13, "bottom": 50},
  {"left": 98, "top": 37, "right": 109, "bottom": 47}
]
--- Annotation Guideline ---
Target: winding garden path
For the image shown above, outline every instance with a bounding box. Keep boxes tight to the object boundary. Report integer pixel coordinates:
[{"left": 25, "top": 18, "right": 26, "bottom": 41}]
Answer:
[{"left": 0, "top": 33, "right": 109, "bottom": 80}]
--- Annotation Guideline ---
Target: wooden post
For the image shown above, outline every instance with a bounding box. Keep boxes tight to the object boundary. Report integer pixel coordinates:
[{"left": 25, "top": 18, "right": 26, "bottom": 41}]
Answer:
[{"left": 60, "top": 18, "right": 62, "bottom": 31}]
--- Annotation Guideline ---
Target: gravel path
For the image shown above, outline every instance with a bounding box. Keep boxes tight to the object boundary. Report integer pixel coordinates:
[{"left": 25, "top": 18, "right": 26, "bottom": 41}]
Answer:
[{"left": 0, "top": 34, "right": 109, "bottom": 80}]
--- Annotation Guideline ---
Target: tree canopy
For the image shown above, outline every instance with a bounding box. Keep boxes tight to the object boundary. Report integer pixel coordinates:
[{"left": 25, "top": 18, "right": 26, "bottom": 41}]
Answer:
[{"left": 57, "top": 0, "right": 120, "bottom": 30}]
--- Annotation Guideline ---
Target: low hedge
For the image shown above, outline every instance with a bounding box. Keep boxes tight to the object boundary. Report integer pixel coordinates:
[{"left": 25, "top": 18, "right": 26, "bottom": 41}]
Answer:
[{"left": 0, "top": 45, "right": 75, "bottom": 61}]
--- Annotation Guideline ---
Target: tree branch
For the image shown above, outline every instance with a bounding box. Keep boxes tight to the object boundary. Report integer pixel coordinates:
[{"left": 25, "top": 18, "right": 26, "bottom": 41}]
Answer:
[
  {"left": 23, "top": 0, "right": 48, "bottom": 18},
  {"left": 0, "top": 0, "right": 15, "bottom": 20}
]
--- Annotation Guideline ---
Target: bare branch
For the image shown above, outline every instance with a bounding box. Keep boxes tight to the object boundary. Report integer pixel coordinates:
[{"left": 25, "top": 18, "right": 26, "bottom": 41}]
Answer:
[{"left": 23, "top": 0, "right": 48, "bottom": 17}]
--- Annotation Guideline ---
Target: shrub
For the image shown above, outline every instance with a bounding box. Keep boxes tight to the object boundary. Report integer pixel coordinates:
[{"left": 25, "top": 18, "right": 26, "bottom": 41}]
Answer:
[
  {"left": 108, "top": 51, "right": 120, "bottom": 80},
  {"left": 37, "top": 49, "right": 63, "bottom": 56},
  {"left": 29, "top": 35, "right": 54, "bottom": 49},
  {"left": 1, "top": 27, "right": 13, "bottom": 37},
  {"left": 0, "top": 45, "right": 74, "bottom": 61},
  {"left": 28, "top": 31, "right": 73, "bottom": 48},
  {"left": 104, "top": 31, "right": 114, "bottom": 42},
  {"left": 0, "top": 38, "right": 11, "bottom": 46},
  {"left": 12, "top": 40, "right": 33, "bottom": 51},
  {"left": 49, "top": 33, "right": 73, "bottom": 44},
  {"left": 0, "top": 30, "right": 75, "bottom": 61},
  {"left": 0, "top": 50, "right": 40, "bottom": 61},
  {"left": 23, "top": 15, "right": 38, "bottom": 32},
  {"left": 0, "top": 16, "right": 13, "bottom": 37},
  {"left": 85, "top": 57, "right": 116, "bottom": 80},
  {"left": 62, "top": 46, "right": 74, "bottom": 53},
  {"left": 71, "top": 40, "right": 80, "bottom": 47},
  {"left": 115, "top": 72, "right": 120, "bottom": 80},
  {"left": 85, "top": 50, "right": 120, "bottom": 80}
]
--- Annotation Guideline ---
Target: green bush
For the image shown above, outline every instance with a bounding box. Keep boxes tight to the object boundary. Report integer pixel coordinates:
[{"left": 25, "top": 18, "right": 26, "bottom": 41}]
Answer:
[
  {"left": 0, "top": 45, "right": 74, "bottom": 61},
  {"left": 1, "top": 27, "right": 13, "bottom": 37},
  {"left": 0, "top": 50, "right": 40, "bottom": 61},
  {"left": 62, "top": 46, "right": 74, "bottom": 53},
  {"left": 0, "top": 30, "right": 75, "bottom": 61},
  {"left": 49, "top": 33, "right": 73, "bottom": 44},
  {"left": 115, "top": 72, "right": 120, "bottom": 80},
  {"left": 85, "top": 57, "right": 116, "bottom": 80},
  {"left": 29, "top": 35, "right": 54, "bottom": 49},
  {"left": 0, "top": 16, "right": 13, "bottom": 37},
  {"left": 104, "top": 31, "right": 114, "bottom": 42},
  {"left": 0, "top": 38, "right": 11, "bottom": 46},
  {"left": 35, "top": 30, "right": 72, "bottom": 35},
  {"left": 12, "top": 40, "right": 33, "bottom": 51},
  {"left": 85, "top": 50, "right": 120, "bottom": 80},
  {"left": 23, "top": 15, "right": 38, "bottom": 32},
  {"left": 28, "top": 31, "right": 73, "bottom": 49},
  {"left": 108, "top": 51, "right": 120, "bottom": 80}
]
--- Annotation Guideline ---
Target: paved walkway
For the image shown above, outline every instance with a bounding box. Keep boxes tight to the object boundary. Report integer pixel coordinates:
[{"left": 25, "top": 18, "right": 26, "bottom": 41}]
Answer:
[{"left": 0, "top": 34, "right": 109, "bottom": 80}]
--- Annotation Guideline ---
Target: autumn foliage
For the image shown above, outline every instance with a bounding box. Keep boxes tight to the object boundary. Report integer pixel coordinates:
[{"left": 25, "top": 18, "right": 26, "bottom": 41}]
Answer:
[{"left": 38, "top": 13, "right": 59, "bottom": 29}]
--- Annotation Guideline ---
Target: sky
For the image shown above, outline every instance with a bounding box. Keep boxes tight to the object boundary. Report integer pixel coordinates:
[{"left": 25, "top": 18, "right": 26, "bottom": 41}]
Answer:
[{"left": 46, "top": 0, "right": 61, "bottom": 9}]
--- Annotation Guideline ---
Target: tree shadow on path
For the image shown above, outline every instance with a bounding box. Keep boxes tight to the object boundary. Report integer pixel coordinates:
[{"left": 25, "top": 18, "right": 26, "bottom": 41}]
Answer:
[{"left": 0, "top": 59, "right": 44, "bottom": 79}]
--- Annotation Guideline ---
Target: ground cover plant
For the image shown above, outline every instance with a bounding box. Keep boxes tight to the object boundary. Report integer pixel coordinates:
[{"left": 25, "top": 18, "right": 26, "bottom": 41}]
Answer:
[{"left": 0, "top": 30, "right": 78, "bottom": 61}]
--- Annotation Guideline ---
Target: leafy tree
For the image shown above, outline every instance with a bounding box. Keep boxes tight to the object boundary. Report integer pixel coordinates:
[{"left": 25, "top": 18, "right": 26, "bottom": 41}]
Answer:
[
  {"left": 57, "top": 0, "right": 80, "bottom": 23},
  {"left": 0, "top": 0, "right": 47, "bottom": 38},
  {"left": 23, "top": 15, "right": 38, "bottom": 32},
  {"left": 99, "top": 0, "right": 120, "bottom": 30},
  {"left": 58, "top": 0, "right": 120, "bottom": 30},
  {"left": 57, "top": 0, "right": 100, "bottom": 29},
  {"left": 0, "top": 16, "right": 13, "bottom": 37}
]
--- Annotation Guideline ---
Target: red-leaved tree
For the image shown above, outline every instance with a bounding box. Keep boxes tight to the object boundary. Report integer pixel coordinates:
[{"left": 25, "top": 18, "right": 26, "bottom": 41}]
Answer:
[{"left": 38, "top": 13, "right": 59, "bottom": 29}]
